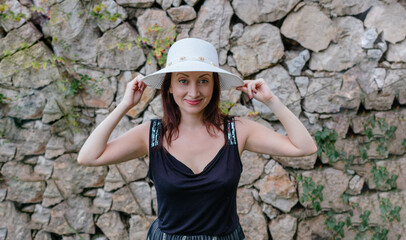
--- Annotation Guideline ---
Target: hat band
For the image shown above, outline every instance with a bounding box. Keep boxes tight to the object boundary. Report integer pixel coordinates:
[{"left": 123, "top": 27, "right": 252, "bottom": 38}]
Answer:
[{"left": 166, "top": 56, "right": 219, "bottom": 67}]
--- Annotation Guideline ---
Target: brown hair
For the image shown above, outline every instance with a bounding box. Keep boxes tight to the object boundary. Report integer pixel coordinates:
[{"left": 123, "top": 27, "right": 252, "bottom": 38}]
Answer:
[{"left": 158, "top": 72, "right": 229, "bottom": 148}]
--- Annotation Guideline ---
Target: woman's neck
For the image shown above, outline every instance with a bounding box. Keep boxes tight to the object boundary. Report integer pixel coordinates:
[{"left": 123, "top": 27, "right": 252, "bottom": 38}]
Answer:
[{"left": 179, "top": 112, "right": 206, "bottom": 131}]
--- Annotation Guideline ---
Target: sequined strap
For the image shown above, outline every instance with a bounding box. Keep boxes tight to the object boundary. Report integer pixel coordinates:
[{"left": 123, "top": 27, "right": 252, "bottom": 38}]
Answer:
[
  {"left": 150, "top": 119, "right": 161, "bottom": 148},
  {"left": 227, "top": 118, "right": 237, "bottom": 145}
]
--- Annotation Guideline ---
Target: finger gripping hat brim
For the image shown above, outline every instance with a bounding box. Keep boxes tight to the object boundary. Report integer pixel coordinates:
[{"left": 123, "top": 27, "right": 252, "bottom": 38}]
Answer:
[{"left": 142, "top": 38, "right": 243, "bottom": 90}]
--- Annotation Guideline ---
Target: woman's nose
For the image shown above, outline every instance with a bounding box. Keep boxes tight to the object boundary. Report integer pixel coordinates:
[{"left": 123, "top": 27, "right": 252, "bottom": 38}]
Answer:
[{"left": 188, "top": 83, "right": 200, "bottom": 97}]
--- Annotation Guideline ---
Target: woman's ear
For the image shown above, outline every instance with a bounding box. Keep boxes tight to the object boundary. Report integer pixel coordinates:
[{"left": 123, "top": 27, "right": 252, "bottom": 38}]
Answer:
[{"left": 169, "top": 86, "right": 173, "bottom": 94}]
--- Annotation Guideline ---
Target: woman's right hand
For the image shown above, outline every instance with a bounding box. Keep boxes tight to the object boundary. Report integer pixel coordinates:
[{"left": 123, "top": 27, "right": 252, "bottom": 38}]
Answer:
[{"left": 120, "top": 74, "right": 147, "bottom": 109}]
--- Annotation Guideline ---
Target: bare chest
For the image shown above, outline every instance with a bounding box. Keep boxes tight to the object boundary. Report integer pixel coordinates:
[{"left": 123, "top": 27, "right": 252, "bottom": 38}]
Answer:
[{"left": 165, "top": 133, "right": 225, "bottom": 174}]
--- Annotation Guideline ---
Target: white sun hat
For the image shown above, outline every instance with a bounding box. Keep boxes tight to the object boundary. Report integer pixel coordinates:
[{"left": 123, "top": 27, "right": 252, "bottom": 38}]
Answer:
[{"left": 142, "top": 38, "right": 243, "bottom": 90}]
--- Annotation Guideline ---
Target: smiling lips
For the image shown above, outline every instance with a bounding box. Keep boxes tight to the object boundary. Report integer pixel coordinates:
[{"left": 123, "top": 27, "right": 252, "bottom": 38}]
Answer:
[{"left": 185, "top": 99, "right": 202, "bottom": 105}]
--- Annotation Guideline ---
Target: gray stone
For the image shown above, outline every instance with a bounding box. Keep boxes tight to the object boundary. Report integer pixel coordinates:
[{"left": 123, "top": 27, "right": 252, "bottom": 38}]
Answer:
[
  {"left": 34, "top": 230, "right": 53, "bottom": 240},
  {"left": 71, "top": 67, "right": 117, "bottom": 108},
  {"left": 0, "top": 201, "right": 31, "bottom": 240},
  {"left": 184, "top": 0, "right": 201, "bottom": 6},
  {"left": 362, "top": 28, "right": 378, "bottom": 49},
  {"left": 300, "top": 168, "right": 351, "bottom": 211},
  {"left": 0, "top": 22, "right": 42, "bottom": 59},
  {"left": 92, "top": 189, "right": 112, "bottom": 214},
  {"left": 45, "top": 136, "right": 65, "bottom": 159},
  {"left": 157, "top": 0, "right": 173, "bottom": 10},
  {"left": 0, "top": 42, "right": 59, "bottom": 89},
  {"left": 231, "top": 24, "right": 284, "bottom": 76},
  {"left": 112, "top": 181, "right": 152, "bottom": 215},
  {"left": 384, "top": 69, "right": 406, "bottom": 105},
  {"left": 116, "top": 71, "right": 156, "bottom": 119},
  {"left": 117, "top": 0, "right": 154, "bottom": 7},
  {"left": 42, "top": 0, "right": 87, "bottom": 39},
  {"left": 167, "top": 6, "right": 196, "bottom": 23},
  {"left": 346, "top": 175, "right": 364, "bottom": 195},
  {"left": 2, "top": 161, "right": 45, "bottom": 203},
  {"left": 129, "top": 215, "right": 155, "bottom": 239},
  {"left": 269, "top": 214, "right": 297, "bottom": 240},
  {"left": 97, "top": 22, "right": 146, "bottom": 71},
  {"left": 237, "top": 188, "right": 255, "bottom": 215},
  {"left": 232, "top": 0, "right": 301, "bottom": 25},
  {"left": 255, "top": 160, "right": 298, "bottom": 212},
  {"left": 42, "top": 180, "right": 63, "bottom": 207},
  {"left": 136, "top": 9, "right": 176, "bottom": 47},
  {"left": 364, "top": 87, "right": 395, "bottom": 110},
  {"left": 281, "top": 5, "right": 336, "bottom": 52},
  {"left": 303, "top": 75, "right": 343, "bottom": 113},
  {"left": 286, "top": 50, "right": 310, "bottom": 76},
  {"left": 252, "top": 65, "right": 301, "bottom": 121},
  {"left": 92, "top": 0, "right": 127, "bottom": 32},
  {"left": 3, "top": 88, "right": 46, "bottom": 120},
  {"left": 297, "top": 214, "right": 332, "bottom": 240},
  {"left": 0, "top": 139, "right": 16, "bottom": 162},
  {"left": 309, "top": 17, "right": 365, "bottom": 71},
  {"left": 190, "top": 0, "right": 233, "bottom": 50},
  {"left": 273, "top": 154, "right": 317, "bottom": 170},
  {"left": 220, "top": 88, "right": 242, "bottom": 105},
  {"left": 96, "top": 211, "right": 129, "bottom": 239},
  {"left": 318, "top": 0, "right": 377, "bottom": 16},
  {"left": 239, "top": 151, "right": 266, "bottom": 187},
  {"left": 372, "top": 68, "right": 386, "bottom": 90},
  {"left": 46, "top": 196, "right": 95, "bottom": 235},
  {"left": 148, "top": 95, "right": 163, "bottom": 118},
  {"left": 239, "top": 201, "right": 268, "bottom": 240},
  {"left": 33, "top": 156, "right": 54, "bottom": 179},
  {"left": 262, "top": 204, "right": 279, "bottom": 220},
  {"left": 52, "top": 20, "right": 100, "bottom": 66},
  {"left": 349, "top": 191, "right": 406, "bottom": 239},
  {"left": 230, "top": 23, "right": 244, "bottom": 40},
  {"left": 49, "top": 154, "right": 107, "bottom": 198},
  {"left": 172, "top": 0, "right": 182, "bottom": 7},
  {"left": 62, "top": 234, "right": 90, "bottom": 240},
  {"left": 104, "top": 160, "right": 148, "bottom": 191},
  {"left": 30, "top": 204, "right": 51, "bottom": 229},
  {"left": 294, "top": 76, "right": 309, "bottom": 97},
  {"left": 367, "top": 49, "right": 383, "bottom": 59},
  {"left": 42, "top": 95, "right": 65, "bottom": 124},
  {"left": 387, "top": 38, "right": 406, "bottom": 62},
  {"left": 0, "top": 0, "right": 30, "bottom": 32},
  {"left": 364, "top": 2, "right": 406, "bottom": 44}
]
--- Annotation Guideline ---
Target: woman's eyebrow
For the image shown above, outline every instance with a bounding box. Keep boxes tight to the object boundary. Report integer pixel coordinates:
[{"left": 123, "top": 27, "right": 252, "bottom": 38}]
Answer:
[{"left": 176, "top": 73, "right": 210, "bottom": 78}]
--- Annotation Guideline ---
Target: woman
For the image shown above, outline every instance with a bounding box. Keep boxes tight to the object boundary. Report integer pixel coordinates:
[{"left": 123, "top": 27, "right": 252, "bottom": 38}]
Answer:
[{"left": 78, "top": 38, "right": 317, "bottom": 239}]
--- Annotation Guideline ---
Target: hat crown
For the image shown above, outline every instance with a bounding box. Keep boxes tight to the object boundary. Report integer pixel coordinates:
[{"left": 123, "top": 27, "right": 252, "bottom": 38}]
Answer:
[{"left": 166, "top": 38, "right": 219, "bottom": 67}]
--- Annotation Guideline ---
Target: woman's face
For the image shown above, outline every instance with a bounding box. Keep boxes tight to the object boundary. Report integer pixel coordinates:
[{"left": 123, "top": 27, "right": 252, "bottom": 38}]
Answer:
[{"left": 170, "top": 71, "right": 214, "bottom": 116}]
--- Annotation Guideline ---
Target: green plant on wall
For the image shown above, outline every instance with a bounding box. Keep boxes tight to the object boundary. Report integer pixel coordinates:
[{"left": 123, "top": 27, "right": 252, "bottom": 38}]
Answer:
[
  {"left": 379, "top": 197, "right": 401, "bottom": 223},
  {"left": 90, "top": 4, "right": 123, "bottom": 22},
  {"left": 136, "top": 24, "right": 177, "bottom": 67},
  {"left": 0, "top": 3, "right": 27, "bottom": 21},
  {"left": 371, "top": 165, "right": 398, "bottom": 190},
  {"left": 324, "top": 211, "right": 351, "bottom": 240},
  {"left": 362, "top": 116, "right": 397, "bottom": 158},
  {"left": 297, "top": 175, "right": 324, "bottom": 213},
  {"left": 315, "top": 127, "right": 340, "bottom": 163},
  {"left": 219, "top": 101, "right": 236, "bottom": 115}
]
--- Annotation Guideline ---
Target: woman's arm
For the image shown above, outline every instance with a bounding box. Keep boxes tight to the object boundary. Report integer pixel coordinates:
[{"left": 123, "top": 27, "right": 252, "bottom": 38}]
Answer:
[
  {"left": 236, "top": 79, "right": 317, "bottom": 157},
  {"left": 77, "top": 75, "right": 149, "bottom": 166}
]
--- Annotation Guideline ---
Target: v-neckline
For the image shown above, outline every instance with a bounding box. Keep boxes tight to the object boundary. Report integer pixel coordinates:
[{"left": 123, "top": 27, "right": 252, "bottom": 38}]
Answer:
[{"left": 164, "top": 145, "right": 226, "bottom": 175}]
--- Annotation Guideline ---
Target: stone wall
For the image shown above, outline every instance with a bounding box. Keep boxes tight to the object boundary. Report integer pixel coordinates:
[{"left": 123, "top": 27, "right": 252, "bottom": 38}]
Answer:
[{"left": 0, "top": 0, "right": 405, "bottom": 239}]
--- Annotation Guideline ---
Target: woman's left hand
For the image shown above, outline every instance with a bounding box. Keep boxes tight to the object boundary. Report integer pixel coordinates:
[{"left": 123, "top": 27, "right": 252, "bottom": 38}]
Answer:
[{"left": 236, "top": 79, "right": 276, "bottom": 104}]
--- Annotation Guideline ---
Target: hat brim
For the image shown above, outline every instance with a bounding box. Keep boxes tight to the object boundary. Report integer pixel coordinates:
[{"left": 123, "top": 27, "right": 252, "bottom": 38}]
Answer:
[{"left": 142, "top": 61, "right": 243, "bottom": 90}]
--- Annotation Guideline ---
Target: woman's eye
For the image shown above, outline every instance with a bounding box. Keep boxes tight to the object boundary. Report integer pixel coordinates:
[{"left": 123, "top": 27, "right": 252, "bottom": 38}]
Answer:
[
  {"left": 200, "top": 79, "right": 208, "bottom": 84},
  {"left": 179, "top": 79, "right": 187, "bottom": 84}
]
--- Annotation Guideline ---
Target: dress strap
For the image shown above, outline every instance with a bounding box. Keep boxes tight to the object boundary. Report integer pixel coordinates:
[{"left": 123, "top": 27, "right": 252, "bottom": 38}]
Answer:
[
  {"left": 227, "top": 117, "right": 237, "bottom": 145},
  {"left": 150, "top": 119, "right": 161, "bottom": 148}
]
